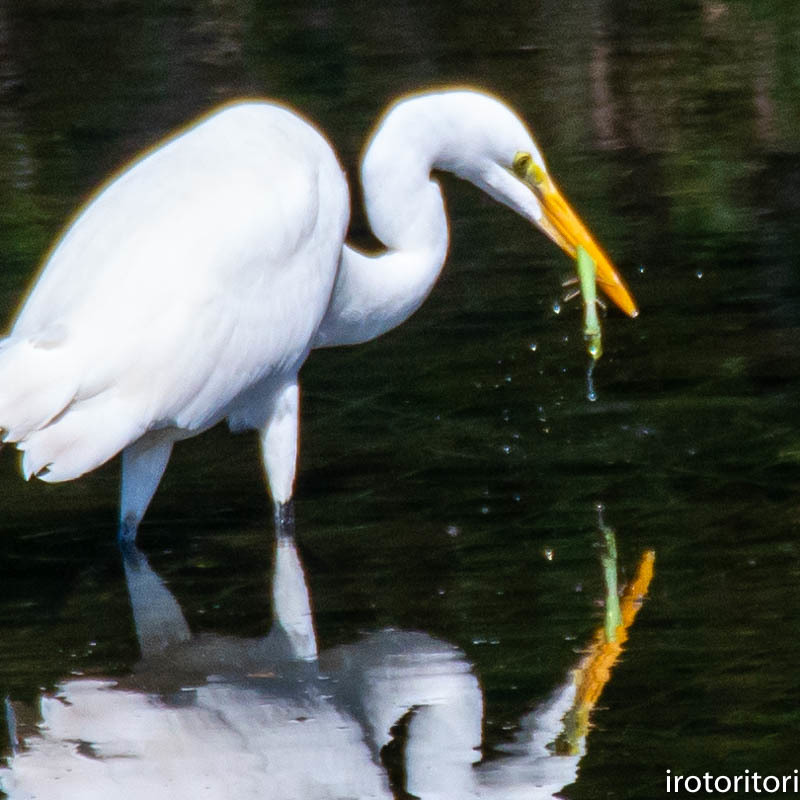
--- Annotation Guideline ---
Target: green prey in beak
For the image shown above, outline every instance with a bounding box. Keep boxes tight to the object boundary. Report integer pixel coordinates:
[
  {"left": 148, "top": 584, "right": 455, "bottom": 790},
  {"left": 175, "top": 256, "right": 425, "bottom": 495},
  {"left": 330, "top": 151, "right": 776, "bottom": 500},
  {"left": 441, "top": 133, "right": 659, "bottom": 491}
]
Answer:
[{"left": 512, "top": 151, "right": 639, "bottom": 319}]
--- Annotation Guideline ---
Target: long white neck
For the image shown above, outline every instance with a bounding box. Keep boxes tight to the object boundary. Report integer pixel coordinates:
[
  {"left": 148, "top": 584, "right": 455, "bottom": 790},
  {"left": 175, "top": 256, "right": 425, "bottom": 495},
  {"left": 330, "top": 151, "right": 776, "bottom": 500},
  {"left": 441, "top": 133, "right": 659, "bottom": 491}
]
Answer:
[{"left": 313, "top": 97, "right": 455, "bottom": 349}]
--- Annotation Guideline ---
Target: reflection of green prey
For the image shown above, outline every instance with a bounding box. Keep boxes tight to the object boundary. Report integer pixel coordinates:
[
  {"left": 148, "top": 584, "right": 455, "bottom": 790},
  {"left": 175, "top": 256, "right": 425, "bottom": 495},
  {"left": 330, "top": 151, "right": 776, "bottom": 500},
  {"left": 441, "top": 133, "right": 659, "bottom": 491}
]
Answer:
[
  {"left": 601, "top": 524, "right": 623, "bottom": 642},
  {"left": 554, "top": 517, "right": 655, "bottom": 756}
]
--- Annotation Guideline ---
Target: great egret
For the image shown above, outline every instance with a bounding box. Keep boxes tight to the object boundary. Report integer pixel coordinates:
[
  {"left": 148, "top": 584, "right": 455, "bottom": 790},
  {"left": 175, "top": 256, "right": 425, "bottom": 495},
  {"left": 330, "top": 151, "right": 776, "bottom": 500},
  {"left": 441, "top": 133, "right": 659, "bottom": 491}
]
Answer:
[{"left": 0, "top": 88, "right": 637, "bottom": 540}]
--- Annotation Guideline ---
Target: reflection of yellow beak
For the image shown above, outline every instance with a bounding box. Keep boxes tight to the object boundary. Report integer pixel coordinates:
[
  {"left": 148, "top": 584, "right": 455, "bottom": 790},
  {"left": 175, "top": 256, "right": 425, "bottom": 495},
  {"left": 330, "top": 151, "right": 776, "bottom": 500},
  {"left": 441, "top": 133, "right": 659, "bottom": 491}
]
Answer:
[
  {"left": 555, "top": 548, "right": 655, "bottom": 755},
  {"left": 530, "top": 172, "right": 639, "bottom": 318}
]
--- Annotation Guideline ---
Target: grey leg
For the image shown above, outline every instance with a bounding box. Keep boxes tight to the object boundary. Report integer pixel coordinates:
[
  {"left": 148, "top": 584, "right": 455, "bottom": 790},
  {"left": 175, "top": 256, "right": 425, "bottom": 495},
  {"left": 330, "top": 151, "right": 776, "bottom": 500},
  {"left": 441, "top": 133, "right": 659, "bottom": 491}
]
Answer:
[
  {"left": 118, "top": 430, "right": 174, "bottom": 541},
  {"left": 274, "top": 499, "right": 296, "bottom": 540}
]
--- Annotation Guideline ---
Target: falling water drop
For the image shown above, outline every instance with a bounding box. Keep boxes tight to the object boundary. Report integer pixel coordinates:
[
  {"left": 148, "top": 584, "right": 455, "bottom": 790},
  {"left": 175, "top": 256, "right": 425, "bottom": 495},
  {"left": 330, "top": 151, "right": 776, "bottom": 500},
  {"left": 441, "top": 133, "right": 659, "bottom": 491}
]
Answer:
[{"left": 586, "top": 358, "right": 598, "bottom": 402}]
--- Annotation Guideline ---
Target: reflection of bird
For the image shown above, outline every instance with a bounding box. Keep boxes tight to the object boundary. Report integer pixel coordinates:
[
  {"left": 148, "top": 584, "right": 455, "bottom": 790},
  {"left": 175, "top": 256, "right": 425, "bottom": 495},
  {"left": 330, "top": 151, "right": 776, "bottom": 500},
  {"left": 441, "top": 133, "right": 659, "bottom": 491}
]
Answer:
[
  {"left": 2, "top": 532, "right": 645, "bottom": 800},
  {"left": 0, "top": 88, "right": 637, "bottom": 539}
]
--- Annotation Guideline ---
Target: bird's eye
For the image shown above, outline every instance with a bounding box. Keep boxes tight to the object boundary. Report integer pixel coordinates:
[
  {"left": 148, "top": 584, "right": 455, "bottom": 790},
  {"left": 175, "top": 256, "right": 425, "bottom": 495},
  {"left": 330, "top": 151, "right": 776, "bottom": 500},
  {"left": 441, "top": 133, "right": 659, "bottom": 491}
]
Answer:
[
  {"left": 512, "top": 151, "right": 532, "bottom": 177},
  {"left": 512, "top": 151, "right": 545, "bottom": 186}
]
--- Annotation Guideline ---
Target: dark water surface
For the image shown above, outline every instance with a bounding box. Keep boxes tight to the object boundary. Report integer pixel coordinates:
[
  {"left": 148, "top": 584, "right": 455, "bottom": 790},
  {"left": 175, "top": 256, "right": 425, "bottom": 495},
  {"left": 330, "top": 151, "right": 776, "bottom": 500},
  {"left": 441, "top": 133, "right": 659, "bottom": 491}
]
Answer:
[{"left": 2, "top": 1, "right": 800, "bottom": 797}]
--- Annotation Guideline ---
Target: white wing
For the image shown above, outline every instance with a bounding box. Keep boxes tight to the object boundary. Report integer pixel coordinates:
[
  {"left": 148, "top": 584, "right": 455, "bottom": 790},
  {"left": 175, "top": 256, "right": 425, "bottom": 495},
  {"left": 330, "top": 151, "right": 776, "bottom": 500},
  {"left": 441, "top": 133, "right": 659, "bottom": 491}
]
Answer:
[{"left": 0, "top": 101, "right": 349, "bottom": 480}]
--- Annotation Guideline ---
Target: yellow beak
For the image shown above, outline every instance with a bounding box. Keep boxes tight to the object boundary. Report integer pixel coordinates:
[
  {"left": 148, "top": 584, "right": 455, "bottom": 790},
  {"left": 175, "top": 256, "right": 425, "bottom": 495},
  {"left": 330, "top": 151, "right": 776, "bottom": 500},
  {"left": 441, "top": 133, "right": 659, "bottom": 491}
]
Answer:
[{"left": 530, "top": 172, "right": 638, "bottom": 318}]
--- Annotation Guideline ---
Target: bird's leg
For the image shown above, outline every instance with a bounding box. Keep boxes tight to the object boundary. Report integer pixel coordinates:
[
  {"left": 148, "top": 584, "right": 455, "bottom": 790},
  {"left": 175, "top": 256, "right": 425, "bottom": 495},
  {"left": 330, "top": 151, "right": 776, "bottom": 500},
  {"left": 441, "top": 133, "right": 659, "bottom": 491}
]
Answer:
[
  {"left": 259, "top": 382, "right": 315, "bottom": 658},
  {"left": 118, "top": 431, "right": 174, "bottom": 542},
  {"left": 259, "top": 380, "right": 300, "bottom": 541},
  {"left": 274, "top": 498, "right": 296, "bottom": 540}
]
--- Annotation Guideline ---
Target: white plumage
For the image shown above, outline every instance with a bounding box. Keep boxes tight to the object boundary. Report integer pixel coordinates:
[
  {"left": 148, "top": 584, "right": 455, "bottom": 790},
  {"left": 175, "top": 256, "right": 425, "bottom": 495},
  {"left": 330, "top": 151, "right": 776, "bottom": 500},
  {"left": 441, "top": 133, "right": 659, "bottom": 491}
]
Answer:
[
  {"left": 0, "top": 88, "right": 636, "bottom": 538},
  {"left": 3, "top": 103, "right": 346, "bottom": 483},
  {"left": 0, "top": 535, "right": 584, "bottom": 800}
]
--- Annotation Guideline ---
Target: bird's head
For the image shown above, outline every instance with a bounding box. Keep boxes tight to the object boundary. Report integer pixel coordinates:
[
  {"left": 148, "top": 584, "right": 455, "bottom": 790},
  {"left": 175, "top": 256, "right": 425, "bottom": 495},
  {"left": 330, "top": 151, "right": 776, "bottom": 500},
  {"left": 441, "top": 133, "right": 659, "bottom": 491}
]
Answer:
[
  {"left": 427, "top": 89, "right": 639, "bottom": 318},
  {"left": 503, "top": 146, "right": 637, "bottom": 318}
]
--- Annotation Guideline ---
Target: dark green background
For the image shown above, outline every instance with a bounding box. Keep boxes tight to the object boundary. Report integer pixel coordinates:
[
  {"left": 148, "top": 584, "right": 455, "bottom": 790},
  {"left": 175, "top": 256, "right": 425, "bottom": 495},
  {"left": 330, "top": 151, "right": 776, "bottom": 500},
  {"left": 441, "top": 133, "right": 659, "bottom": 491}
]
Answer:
[{"left": 1, "top": 1, "right": 800, "bottom": 797}]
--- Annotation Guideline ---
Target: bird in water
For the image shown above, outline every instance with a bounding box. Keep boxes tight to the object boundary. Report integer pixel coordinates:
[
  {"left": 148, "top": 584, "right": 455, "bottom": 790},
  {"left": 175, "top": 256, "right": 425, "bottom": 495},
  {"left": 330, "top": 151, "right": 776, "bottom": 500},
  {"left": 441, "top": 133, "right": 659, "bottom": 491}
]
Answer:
[{"left": 0, "top": 88, "right": 638, "bottom": 542}]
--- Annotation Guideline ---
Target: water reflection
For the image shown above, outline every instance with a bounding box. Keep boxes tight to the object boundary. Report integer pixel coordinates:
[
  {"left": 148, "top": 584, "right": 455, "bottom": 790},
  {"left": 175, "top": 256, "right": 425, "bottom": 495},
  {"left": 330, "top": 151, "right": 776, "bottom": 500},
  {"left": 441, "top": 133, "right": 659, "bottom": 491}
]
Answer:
[{"left": 2, "top": 530, "right": 652, "bottom": 799}]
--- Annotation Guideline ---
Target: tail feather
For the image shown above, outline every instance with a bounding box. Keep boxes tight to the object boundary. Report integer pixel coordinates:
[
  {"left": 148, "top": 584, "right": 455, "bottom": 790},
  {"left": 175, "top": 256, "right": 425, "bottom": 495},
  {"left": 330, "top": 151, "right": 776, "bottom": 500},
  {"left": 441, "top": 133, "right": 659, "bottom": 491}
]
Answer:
[
  {"left": 0, "top": 337, "right": 79, "bottom": 443},
  {"left": 0, "top": 336, "right": 142, "bottom": 482},
  {"left": 18, "top": 394, "right": 143, "bottom": 482}
]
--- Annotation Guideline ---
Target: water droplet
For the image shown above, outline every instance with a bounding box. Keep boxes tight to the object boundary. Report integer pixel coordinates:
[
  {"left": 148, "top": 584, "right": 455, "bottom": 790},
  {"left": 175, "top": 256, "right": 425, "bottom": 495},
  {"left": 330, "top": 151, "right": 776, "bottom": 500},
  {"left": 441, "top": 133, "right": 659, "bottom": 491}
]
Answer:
[
  {"left": 553, "top": 301, "right": 561, "bottom": 315},
  {"left": 586, "top": 358, "right": 598, "bottom": 402},
  {"left": 696, "top": 269, "right": 704, "bottom": 279},
  {"left": 481, "top": 505, "right": 490, "bottom": 515},
  {"left": 638, "top": 265, "right": 645, "bottom": 274},
  {"left": 446, "top": 525, "right": 460, "bottom": 538},
  {"left": 502, "top": 444, "right": 511, "bottom": 454},
  {"left": 544, "top": 548, "right": 554, "bottom": 561},
  {"left": 529, "top": 342, "right": 538, "bottom": 352}
]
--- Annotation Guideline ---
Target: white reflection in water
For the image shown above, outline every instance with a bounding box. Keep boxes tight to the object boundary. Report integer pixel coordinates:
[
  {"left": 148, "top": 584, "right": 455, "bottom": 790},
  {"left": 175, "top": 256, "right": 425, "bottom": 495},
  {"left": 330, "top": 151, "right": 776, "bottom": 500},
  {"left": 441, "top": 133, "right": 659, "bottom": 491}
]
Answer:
[{"left": 2, "top": 535, "right": 594, "bottom": 800}]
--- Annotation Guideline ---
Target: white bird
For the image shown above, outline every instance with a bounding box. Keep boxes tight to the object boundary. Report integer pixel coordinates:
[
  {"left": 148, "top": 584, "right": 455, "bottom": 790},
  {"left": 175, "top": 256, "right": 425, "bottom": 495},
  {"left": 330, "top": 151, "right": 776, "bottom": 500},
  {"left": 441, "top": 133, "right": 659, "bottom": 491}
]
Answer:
[{"left": 0, "top": 88, "right": 638, "bottom": 540}]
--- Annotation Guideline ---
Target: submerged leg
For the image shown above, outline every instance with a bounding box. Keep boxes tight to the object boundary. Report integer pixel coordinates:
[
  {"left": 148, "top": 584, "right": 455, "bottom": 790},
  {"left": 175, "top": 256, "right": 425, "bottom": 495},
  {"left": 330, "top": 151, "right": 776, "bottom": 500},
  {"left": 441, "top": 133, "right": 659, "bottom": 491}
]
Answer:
[
  {"left": 118, "top": 430, "right": 174, "bottom": 541},
  {"left": 274, "top": 498, "right": 295, "bottom": 540},
  {"left": 259, "top": 380, "right": 300, "bottom": 540}
]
